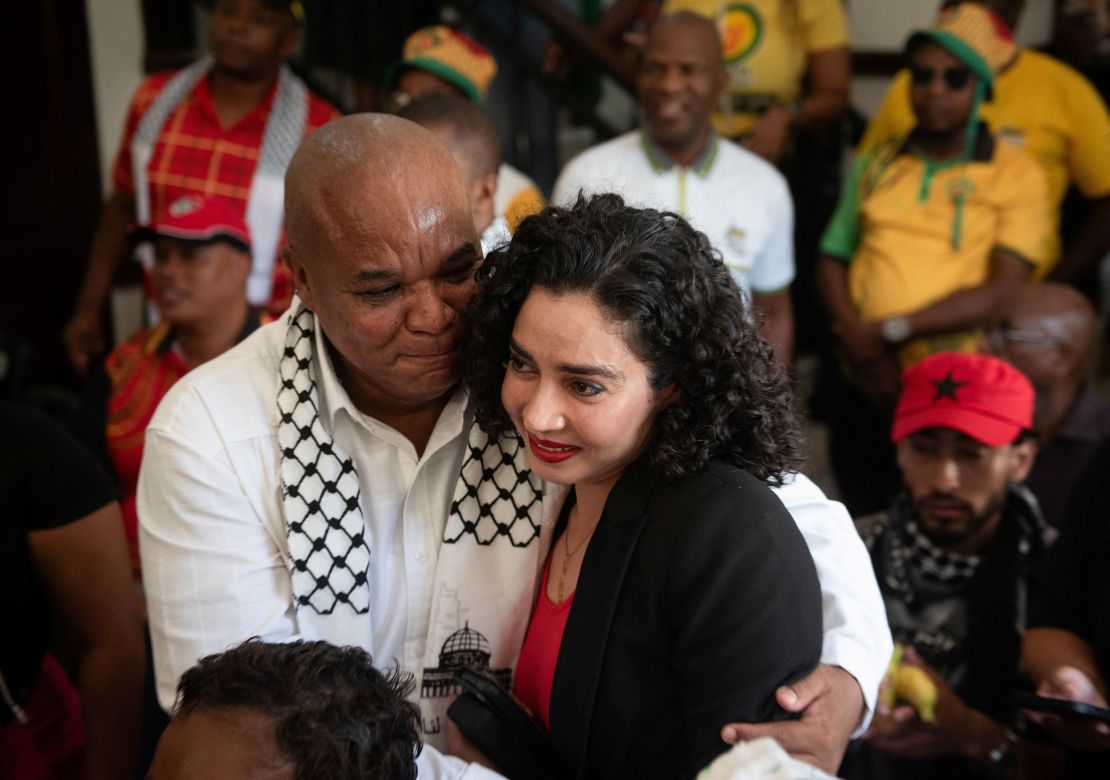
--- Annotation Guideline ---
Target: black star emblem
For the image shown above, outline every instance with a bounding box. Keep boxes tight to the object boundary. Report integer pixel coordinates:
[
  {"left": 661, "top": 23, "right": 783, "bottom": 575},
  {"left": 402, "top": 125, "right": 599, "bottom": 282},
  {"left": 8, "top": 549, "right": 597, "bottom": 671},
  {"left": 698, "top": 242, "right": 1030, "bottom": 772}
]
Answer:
[{"left": 932, "top": 371, "right": 967, "bottom": 401}]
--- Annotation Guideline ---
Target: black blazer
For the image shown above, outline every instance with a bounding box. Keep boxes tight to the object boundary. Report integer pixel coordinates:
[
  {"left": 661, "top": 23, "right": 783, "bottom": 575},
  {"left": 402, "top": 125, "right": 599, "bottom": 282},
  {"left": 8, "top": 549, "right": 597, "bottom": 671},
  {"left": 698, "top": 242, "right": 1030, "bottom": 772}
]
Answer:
[{"left": 547, "top": 457, "right": 823, "bottom": 779}]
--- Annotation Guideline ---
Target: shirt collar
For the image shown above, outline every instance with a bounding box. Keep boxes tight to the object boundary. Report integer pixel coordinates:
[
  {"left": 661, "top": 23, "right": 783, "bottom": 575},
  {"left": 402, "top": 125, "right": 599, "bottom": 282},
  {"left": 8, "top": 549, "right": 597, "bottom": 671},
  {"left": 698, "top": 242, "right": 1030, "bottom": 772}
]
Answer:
[
  {"left": 194, "top": 71, "right": 280, "bottom": 130},
  {"left": 900, "top": 121, "right": 996, "bottom": 164},
  {"left": 639, "top": 130, "right": 719, "bottom": 178}
]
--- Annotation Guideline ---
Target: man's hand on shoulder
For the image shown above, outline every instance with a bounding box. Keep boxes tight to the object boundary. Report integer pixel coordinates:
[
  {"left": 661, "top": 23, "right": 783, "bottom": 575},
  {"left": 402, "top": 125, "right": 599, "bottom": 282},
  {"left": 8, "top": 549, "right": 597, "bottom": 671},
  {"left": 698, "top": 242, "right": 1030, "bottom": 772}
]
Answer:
[{"left": 721, "top": 663, "right": 863, "bottom": 774}]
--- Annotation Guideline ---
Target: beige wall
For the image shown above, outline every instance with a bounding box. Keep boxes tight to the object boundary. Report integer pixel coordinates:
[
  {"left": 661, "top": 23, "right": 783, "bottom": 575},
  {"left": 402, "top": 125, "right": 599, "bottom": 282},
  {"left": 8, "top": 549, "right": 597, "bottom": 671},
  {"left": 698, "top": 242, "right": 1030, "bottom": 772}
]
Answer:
[{"left": 85, "top": 0, "right": 144, "bottom": 195}]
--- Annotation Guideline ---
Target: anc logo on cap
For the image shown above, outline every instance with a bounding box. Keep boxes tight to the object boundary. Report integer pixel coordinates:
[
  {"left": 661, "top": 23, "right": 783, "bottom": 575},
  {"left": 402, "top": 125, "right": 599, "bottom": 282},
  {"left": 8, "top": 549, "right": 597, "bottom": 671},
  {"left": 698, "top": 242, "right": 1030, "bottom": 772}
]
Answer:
[
  {"left": 720, "top": 4, "right": 761, "bottom": 64},
  {"left": 168, "top": 195, "right": 204, "bottom": 218}
]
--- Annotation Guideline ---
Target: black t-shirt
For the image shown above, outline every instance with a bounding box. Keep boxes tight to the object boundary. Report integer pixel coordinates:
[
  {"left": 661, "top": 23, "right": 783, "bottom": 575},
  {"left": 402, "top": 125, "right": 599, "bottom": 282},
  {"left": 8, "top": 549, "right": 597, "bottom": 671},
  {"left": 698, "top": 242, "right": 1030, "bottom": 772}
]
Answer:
[
  {"left": 1028, "top": 437, "right": 1110, "bottom": 778},
  {"left": 1, "top": 401, "right": 116, "bottom": 716}
]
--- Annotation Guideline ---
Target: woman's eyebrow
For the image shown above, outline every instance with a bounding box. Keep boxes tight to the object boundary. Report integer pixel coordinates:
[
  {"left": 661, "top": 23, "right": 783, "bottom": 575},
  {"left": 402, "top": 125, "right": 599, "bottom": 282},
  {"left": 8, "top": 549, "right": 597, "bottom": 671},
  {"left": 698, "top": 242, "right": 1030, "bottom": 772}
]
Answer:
[{"left": 510, "top": 339, "right": 621, "bottom": 379}]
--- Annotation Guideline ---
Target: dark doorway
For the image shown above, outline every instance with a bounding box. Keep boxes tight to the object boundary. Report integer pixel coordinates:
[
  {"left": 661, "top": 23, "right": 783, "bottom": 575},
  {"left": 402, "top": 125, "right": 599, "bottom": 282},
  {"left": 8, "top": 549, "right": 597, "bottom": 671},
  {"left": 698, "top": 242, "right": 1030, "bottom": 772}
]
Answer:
[{"left": 0, "top": 1, "right": 104, "bottom": 399}]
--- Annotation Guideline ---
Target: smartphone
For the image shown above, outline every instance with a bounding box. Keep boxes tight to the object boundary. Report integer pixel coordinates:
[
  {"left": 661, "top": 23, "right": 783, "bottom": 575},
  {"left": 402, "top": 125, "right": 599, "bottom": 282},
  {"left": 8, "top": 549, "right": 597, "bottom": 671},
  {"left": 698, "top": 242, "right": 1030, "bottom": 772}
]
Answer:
[{"left": 1012, "top": 691, "right": 1110, "bottom": 722}]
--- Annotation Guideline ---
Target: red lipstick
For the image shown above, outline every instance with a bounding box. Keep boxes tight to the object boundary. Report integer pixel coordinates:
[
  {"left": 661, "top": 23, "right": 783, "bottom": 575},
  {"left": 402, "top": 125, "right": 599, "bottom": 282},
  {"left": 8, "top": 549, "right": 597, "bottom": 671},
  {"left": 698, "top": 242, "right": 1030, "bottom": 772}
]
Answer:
[{"left": 527, "top": 434, "right": 581, "bottom": 464}]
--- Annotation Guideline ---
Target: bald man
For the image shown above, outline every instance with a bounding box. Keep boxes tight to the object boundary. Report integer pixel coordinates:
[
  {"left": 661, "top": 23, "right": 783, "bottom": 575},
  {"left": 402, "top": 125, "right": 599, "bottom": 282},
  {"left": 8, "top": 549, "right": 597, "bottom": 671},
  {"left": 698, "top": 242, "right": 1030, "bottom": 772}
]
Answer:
[
  {"left": 553, "top": 12, "right": 797, "bottom": 368},
  {"left": 138, "top": 114, "right": 890, "bottom": 778},
  {"left": 987, "top": 283, "right": 1110, "bottom": 527}
]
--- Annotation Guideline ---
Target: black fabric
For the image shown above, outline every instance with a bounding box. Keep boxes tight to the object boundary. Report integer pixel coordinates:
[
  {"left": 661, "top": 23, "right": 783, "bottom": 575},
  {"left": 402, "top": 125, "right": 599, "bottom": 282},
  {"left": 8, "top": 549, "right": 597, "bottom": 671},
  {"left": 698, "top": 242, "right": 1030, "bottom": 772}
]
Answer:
[
  {"left": 1028, "top": 438, "right": 1110, "bottom": 778},
  {"left": 0, "top": 402, "right": 116, "bottom": 722},
  {"left": 448, "top": 669, "right": 565, "bottom": 780},
  {"left": 547, "top": 458, "right": 823, "bottom": 779},
  {"left": 821, "top": 364, "right": 901, "bottom": 517},
  {"left": 846, "top": 488, "right": 1044, "bottom": 779},
  {"left": 1025, "top": 387, "right": 1110, "bottom": 529}
]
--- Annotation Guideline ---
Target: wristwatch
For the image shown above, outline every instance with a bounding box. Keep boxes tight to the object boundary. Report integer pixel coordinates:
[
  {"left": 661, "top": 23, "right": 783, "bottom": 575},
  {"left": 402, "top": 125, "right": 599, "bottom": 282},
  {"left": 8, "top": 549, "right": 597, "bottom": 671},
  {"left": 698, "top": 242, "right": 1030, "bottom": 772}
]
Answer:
[
  {"left": 984, "top": 728, "right": 1018, "bottom": 775},
  {"left": 880, "top": 315, "right": 912, "bottom": 344}
]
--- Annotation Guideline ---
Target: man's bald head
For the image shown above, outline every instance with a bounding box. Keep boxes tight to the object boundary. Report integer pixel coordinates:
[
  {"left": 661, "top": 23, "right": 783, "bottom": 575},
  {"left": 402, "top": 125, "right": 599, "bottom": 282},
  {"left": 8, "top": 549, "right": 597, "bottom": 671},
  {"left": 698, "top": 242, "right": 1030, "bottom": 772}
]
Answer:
[
  {"left": 645, "top": 11, "right": 722, "bottom": 61},
  {"left": 989, "top": 282, "right": 1096, "bottom": 437},
  {"left": 997, "top": 282, "right": 1097, "bottom": 369},
  {"left": 284, "top": 113, "right": 472, "bottom": 260},
  {"left": 638, "top": 12, "right": 726, "bottom": 163},
  {"left": 281, "top": 113, "right": 481, "bottom": 415}
]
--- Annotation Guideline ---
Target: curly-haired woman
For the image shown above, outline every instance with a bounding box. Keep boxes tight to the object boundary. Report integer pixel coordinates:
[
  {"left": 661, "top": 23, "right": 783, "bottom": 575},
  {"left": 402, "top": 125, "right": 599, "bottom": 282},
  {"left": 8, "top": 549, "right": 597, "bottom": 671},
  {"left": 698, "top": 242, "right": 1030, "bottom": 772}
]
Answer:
[{"left": 455, "top": 194, "right": 824, "bottom": 778}]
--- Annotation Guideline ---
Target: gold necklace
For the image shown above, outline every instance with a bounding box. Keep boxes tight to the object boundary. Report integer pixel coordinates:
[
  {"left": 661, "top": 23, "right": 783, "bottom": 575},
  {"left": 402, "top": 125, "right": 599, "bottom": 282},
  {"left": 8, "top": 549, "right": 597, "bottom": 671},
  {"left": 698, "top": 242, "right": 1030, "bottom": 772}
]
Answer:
[{"left": 556, "top": 508, "right": 594, "bottom": 603}]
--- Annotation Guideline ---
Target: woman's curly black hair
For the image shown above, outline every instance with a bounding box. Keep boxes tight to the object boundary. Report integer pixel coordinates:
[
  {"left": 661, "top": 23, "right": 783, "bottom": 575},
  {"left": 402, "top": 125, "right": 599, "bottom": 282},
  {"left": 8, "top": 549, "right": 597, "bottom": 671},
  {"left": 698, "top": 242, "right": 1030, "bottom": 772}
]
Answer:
[
  {"left": 462, "top": 193, "right": 801, "bottom": 484},
  {"left": 174, "top": 639, "right": 421, "bottom": 780}
]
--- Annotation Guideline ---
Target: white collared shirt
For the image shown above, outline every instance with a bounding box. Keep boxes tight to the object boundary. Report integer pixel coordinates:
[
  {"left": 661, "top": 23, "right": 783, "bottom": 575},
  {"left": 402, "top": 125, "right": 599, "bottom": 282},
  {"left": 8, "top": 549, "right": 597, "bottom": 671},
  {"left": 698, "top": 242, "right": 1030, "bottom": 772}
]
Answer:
[
  {"left": 552, "top": 131, "right": 795, "bottom": 297},
  {"left": 138, "top": 318, "right": 495, "bottom": 779}
]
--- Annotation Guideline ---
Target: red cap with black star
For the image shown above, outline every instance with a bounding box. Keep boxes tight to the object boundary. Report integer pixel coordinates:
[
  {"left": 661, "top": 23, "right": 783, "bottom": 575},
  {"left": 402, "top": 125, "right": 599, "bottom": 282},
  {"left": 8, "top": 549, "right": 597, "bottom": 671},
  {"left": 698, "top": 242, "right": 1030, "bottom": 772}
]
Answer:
[{"left": 891, "top": 352, "right": 1034, "bottom": 446}]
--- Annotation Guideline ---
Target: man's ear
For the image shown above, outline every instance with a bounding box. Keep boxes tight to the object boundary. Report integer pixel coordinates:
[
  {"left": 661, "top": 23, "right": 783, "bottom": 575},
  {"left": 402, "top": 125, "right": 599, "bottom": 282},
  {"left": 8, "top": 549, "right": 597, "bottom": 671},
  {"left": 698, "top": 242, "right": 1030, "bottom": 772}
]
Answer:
[
  {"left": 1008, "top": 439, "right": 1037, "bottom": 483},
  {"left": 280, "top": 24, "right": 301, "bottom": 61},
  {"left": 470, "top": 172, "right": 498, "bottom": 234},
  {"left": 283, "top": 244, "right": 314, "bottom": 310},
  {"left": 714, "top": 63, "right": 728, "bottom": 102}
]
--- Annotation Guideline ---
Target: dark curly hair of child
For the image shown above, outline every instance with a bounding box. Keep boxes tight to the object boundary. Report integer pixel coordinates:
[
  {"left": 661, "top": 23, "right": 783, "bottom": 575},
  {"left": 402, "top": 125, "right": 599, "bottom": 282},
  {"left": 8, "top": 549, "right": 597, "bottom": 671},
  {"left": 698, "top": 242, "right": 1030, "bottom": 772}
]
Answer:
[
  {"left": 173, "top": 639, "right": 421, "bottom": 780},
  {"left": 461, "top": 193, "right": 801, "bottom": 484}
]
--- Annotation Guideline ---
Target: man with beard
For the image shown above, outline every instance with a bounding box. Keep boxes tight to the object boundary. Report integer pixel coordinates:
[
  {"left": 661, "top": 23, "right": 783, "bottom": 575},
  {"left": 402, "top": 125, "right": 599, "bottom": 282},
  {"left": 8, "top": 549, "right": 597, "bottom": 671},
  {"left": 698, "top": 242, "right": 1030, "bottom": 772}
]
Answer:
[
  {"left": 63, "top": 0, "right": 338, "bottom": 374},
  {"left": 552, "top": 12, "right": 796, "bottom": 368},
  {"left": 846, "top": 351, "right": 1046, "bottom": 778}
]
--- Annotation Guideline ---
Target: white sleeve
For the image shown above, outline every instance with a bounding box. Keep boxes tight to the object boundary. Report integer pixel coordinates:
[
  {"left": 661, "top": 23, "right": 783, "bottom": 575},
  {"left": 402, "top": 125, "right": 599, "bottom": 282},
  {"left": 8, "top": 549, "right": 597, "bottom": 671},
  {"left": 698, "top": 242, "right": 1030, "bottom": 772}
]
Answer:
[
  {"left": 771, "top": 473, "right": 892, "bottom": 735},
  {"left": 138, "top": 423, "right": 300, "bottom": 712},
  {"left": 748, "top": 172, "right": 795, "bottom": 295},
  {"left": 551, "top": 156, "right": 591, "bottom": 208},
  {"left": 416, "top": 749, "right": 507, "bottom": 779}
]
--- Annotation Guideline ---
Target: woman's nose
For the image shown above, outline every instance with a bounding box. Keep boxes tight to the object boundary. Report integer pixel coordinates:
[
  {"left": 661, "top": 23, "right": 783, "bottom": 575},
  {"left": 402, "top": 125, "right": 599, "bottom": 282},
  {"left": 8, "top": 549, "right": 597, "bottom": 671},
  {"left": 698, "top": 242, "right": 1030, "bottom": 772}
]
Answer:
[{"left": 521, "top": 382, "right": 566, "bottom": 433}]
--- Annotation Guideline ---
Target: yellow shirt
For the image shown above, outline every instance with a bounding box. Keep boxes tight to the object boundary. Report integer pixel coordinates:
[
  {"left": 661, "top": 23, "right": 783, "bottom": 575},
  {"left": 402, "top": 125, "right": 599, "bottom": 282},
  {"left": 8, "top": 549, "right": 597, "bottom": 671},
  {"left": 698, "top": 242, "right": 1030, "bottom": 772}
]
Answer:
[
  {"left": 663, "top": 0, "right": 848, "bottom": 137},
  {"left": 859, "top": 49, "right": 1110, "bottom": 269},
  {"left": 821, "top": 136, "right": 1049, "bottom": 366}
]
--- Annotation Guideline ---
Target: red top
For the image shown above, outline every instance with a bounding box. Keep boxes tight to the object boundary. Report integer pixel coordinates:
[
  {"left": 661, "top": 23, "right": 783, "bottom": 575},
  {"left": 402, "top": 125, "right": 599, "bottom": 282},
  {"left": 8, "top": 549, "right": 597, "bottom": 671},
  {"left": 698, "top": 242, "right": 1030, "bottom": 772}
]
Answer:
[
  {"left": 513, "top": 552, "right": 575, "bottom": 731},
  {"left": 104, "top": 323, "right": 187, "bottom": 578},
  {"left": 112, "top": 70, "right": 339, "bottom": 315}
]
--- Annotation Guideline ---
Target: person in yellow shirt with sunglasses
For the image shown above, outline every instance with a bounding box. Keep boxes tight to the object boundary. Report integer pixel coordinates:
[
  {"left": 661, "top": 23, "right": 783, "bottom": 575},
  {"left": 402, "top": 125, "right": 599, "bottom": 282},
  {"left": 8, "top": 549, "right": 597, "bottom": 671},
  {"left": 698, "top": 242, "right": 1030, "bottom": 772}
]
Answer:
[
  {"left": 817, "top": 4, "right": 1048, "bottom": 516},
  {"left": 860, "top": 0, "right": 1110, "bottom": 284}
]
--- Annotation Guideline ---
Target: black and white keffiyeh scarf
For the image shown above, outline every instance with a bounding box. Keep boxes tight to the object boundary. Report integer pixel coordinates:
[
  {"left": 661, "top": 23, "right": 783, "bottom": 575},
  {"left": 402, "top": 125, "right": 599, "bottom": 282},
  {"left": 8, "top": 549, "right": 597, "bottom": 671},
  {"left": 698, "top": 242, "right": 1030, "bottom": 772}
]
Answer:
[
  {"left": 275, "top": 303, "right": 566, "bottom": 744},
  {"left": 862, "top": 486, "right": 1046, "bottom": 688}
]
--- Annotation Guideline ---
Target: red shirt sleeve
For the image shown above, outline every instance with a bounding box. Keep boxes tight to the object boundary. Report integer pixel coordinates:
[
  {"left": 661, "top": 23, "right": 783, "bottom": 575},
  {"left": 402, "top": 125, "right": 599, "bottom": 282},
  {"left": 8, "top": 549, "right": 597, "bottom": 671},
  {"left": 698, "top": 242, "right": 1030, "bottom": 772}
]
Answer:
[{"left": 304, "top": 91, "right": 341, "bottom": 137}]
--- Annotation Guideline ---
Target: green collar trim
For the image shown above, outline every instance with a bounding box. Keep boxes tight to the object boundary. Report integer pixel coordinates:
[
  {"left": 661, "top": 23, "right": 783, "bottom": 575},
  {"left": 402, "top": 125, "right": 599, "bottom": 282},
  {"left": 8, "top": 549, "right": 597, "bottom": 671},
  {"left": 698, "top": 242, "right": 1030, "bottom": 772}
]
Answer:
[{"left": 640, "top": 131, "right": 719, "bottom": 177}]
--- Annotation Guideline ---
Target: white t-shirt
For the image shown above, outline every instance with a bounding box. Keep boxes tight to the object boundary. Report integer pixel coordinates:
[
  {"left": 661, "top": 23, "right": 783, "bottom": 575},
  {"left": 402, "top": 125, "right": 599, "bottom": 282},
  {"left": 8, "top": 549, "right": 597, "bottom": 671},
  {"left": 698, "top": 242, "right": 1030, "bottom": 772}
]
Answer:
[
  {"left": 552, "top": 131, "right": 795, "bottom": 297},
  {"left": 139, "top": 318, "right": 890, "bottom": 779}
]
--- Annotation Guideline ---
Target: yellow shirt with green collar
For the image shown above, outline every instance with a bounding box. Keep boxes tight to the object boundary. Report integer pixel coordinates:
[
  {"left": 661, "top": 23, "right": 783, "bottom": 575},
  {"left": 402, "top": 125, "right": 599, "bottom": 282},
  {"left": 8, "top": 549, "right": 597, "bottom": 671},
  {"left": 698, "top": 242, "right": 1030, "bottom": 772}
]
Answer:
[
  {"left": 821, "top": 130, "right": 1049, "bottom": 367},
  {"left": 663, "top": 0, "right": 848, "bottom": 137},
  {"left": 859, "top": 49, "right": 1110, "bottom": 270}
]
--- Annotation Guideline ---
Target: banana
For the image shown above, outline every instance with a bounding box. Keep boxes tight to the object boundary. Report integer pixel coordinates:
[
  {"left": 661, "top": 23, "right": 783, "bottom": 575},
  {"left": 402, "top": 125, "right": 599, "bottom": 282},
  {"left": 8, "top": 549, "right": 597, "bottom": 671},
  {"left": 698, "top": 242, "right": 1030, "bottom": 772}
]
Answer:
[
  {"left": 879, "top": 644, "right": 905, "bottom": 711},
  {"left": 895, "top": 665, "right": 938, "bottom": 723}
]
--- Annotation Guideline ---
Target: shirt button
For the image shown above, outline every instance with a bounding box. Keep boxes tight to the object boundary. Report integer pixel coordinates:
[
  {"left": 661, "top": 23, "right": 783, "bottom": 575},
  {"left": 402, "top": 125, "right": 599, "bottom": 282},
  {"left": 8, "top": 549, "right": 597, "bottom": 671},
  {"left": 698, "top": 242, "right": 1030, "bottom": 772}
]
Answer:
[{"left": 414, "top": 551, "right": 428, "bottom": 563}]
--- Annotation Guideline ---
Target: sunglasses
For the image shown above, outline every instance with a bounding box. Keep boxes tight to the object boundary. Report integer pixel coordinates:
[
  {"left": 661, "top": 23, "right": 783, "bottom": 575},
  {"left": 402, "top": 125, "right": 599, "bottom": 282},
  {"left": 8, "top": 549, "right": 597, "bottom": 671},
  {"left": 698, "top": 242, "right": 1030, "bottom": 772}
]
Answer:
[
  {"left": 986, "top": 327, "right": 1063, "bottom": 350},
  {"left": 910, "top": 65, "right": 973, "bottom": 90}
]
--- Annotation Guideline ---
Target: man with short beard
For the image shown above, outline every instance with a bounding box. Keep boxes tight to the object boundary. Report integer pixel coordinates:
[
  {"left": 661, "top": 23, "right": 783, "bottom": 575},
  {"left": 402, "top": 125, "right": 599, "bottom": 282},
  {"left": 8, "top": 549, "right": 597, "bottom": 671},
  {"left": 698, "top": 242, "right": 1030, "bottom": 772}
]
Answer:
[{"left": 848, "top": 351, "right": 1046, "bottom": 778}]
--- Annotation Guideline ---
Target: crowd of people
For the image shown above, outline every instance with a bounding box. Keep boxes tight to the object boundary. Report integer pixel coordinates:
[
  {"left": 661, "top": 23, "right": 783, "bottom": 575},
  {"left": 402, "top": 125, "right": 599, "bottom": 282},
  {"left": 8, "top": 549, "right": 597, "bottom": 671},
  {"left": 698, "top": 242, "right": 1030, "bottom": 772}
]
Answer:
[{"left": 4, "top": 0, "right": 1110, "bottom": 778}]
